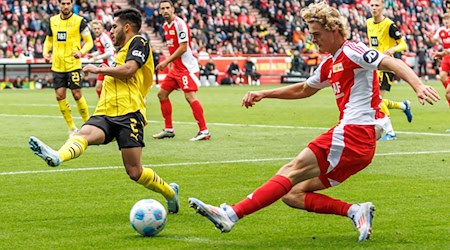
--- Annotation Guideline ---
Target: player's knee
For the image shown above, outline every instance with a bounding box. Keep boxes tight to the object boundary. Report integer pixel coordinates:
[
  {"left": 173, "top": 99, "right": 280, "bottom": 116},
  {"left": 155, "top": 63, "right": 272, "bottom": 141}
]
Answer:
[
  {"left": 126, "top": 167, "right": 142, "bottom": 181},
  {"left": 281, "top": 192, "right": 306, "bottom": 209}
]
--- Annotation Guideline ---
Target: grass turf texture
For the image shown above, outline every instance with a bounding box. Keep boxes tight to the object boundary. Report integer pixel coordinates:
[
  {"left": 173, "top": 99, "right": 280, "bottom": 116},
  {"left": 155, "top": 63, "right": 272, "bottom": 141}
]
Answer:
[{"left": 0, "top": 82, "right": 449, "bottom": 249}]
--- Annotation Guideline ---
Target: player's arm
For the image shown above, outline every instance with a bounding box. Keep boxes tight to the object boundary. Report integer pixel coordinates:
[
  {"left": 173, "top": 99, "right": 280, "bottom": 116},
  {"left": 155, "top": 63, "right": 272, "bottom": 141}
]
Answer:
[
  {"left": 242, "top": 82, "right": 319, "bottom": 108},
  {"left": 95, "top": 40, "right": 115, "bottom": 60},
  {"left": 155, "top": 42, "right": 187, "bottom": 70},
  {"left": 43, "top": 19, "right": 53, "bottom": 62},
  {"left": 84, "top": 37, "right": 147, "bottom": 79},
  {"left": 74, "top": 19, "right": 94, "bottom": 58},
  {"left": 378, "top": 56, "right": 440, "bottom": 105},
  {"left": 385, "top": 24, "right": 408, "bottom": 55}
]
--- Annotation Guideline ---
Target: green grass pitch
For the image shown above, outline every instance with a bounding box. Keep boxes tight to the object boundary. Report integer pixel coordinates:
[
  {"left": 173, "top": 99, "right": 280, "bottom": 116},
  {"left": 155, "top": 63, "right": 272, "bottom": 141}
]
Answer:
[{"left": 0, "top": 82, "right": 449, "bottom": 249}]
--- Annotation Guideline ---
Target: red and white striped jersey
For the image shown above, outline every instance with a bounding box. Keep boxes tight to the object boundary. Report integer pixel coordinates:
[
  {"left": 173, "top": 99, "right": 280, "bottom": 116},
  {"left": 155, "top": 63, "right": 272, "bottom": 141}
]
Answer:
[
  {"left": 307, "top": 41, "right": 386, "bottom": 125},
  {"left": 163, "top": 16, "right": 199, "bottom": 73},
  {"left": 433, "top": 27, "right": 450, "bottom": 49},
  {"left": 92, "top": 32, "right": 115, "bottom": 66}
]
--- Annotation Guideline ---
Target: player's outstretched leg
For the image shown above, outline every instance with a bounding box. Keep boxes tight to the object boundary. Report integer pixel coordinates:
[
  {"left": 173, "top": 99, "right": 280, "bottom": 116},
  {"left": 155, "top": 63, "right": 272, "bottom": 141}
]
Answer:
[
  {"left": 349, "top": 202, "right": 375, "bottom": 241},
  {"left": 166, "top": 183, "right": 180, "bottom": 214},
  {"left": 188, "top": 197, "right": 235, "bottom": 233},
  {"left": 28, "top": 136, "right": 61, "bottom": 167}
]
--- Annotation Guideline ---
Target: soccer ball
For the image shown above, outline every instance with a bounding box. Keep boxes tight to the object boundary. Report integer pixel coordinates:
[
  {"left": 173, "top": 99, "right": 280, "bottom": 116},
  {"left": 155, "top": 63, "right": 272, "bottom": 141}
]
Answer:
[{"left": 129, "top": 199, "right": 167, "bottom": 236}]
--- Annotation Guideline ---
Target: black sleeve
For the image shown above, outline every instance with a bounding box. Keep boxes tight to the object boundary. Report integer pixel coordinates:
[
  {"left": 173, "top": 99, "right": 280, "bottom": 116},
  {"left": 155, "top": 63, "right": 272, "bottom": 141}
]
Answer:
[
  {"left": 389, "top": 23, "right": 402, "bottom": 40},
  {"left": 126, "top": 36, "right": 150, "bottom": 67},
  {"left": 79, "top": 18, "right": 88, "bottom": 33},
  {"left": 46, "top": 18, "right": 52, "bottom": 37}
]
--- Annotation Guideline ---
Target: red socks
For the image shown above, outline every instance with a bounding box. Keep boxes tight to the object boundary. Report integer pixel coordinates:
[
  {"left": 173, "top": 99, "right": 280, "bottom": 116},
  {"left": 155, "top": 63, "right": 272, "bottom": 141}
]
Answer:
[
  {"left": 190, "top": 100, "right": 207, "bottom": 131},
  {"left": 304, "top": 192, "right": 351, "bottom": 216},
  {"left": 232, "top": 175, "right": 292, "bottom": 219},
  {"left": 160, "top": 99, "right": 173, "bottom": 129}
]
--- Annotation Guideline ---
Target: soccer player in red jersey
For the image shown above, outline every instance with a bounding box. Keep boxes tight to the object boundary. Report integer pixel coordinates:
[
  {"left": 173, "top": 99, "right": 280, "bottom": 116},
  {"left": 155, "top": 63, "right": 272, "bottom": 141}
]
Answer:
[
  {"left": 431, "top": 13, "right": 450, "bottom": 107},
  {"left": 87, "top": 20, "right": 116, "bottom": 98},
  {"left": 189, "top": 2, "right": 440, "bottom": 241},
  {"left": 152, "top": 0, "right": 210, "bottom": 141}
]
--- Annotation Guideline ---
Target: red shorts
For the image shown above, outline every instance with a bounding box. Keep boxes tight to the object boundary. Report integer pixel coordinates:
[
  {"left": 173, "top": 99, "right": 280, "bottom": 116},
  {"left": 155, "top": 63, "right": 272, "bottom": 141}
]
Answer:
[
  {"left": 440, "top": 56, "right": 450, "bottom": 73},
  {"left": 97, "top": 74, "right": 105, "bottom": 81},
  {"left": 161, "top": 70, "right": 200, "bottom": 93},
  {"left": 308, "top": 124, "right": 376, "bottom": 188}
]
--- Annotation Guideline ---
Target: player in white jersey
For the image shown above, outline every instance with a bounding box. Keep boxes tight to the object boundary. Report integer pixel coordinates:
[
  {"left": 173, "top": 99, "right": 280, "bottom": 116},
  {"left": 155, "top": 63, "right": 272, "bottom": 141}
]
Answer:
[
  {"left": 87, "top": 20, "right": 116, "bottom": 98},
  {"left": 188, "top": 2, "right": 440, "bottom": 241},
  {"left": 152, "top": 0, "right": 210, "bottom": 141}
]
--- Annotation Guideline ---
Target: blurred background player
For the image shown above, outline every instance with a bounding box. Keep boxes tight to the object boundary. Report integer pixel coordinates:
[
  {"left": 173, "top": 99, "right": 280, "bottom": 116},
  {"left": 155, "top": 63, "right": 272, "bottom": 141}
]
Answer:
[
  {"left": 152, "top": 0, "right": 211, "bottom": 141},
  {"left": 367, "top": 0, "right": 413, "bottom": 141},
  {"left": 431, "top": 12, "right": 450, "bottom": 108},
  {"left": 43, "top": 0, "right": 93, "bottom": 137},
  {"left": 29, "top": 8, "right": 180, "bottom": 214},
  {"left": 87, "top": 20, "right": 116, "bottom": 98}
]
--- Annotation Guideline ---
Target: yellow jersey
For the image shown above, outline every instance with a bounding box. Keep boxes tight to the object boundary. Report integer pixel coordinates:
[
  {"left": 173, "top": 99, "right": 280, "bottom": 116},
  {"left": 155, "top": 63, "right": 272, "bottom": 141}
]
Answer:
[
  {"left": 44, "top": 13, "right": 93, "bottom": 73},
  {"left": 94, "top": 35, "right": 154, "bottom": 124},
  {"left": 366, "top": 17, "right": 407, "bottom": 54}
]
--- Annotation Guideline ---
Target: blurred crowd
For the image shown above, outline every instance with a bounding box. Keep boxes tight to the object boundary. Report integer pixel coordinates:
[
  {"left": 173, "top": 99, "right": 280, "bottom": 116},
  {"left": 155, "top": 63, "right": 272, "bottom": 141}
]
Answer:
[{"left": 0, "top": 0, "right": 449, "bottom": 69}]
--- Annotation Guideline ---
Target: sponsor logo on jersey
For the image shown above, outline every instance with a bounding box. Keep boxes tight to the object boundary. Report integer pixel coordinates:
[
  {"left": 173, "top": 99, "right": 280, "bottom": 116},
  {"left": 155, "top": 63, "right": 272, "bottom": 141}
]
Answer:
[
  {"left": 166, "top": 39, "right": 174, "bottom": 47},
  {"left": 363, "top": 50, "right": 379, "bottom": 64},
  {"left": 332, "top": 62, "right": 343, "bottom": 73},
  {"left": 132, "top": 50, "right": 145, "bottom": 61},
  {"left": 179, "top": 31, "right": 186, "bottom": 39},
  {"left": 370, "top": 36, "right": 378, "bottom": 47},
  {"left": 443, "top": 37, "right": 450, "bottom": 44},
  {"left": 169, "top": 30, "right": 175, "bottom": 35},
  {"left": 57, "top": 31, "right": 67, "bottom": 42}
]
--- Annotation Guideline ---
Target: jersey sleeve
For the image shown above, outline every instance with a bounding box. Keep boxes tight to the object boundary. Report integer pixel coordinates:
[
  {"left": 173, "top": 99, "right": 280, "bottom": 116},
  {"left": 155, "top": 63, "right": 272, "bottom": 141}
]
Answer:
[
  {"left": 126, "top": 37, "right": 150, "bottom": 68},
  {"left": 175, "top": 19, "right": 189, "bottom": 44},
  {"left": 388, "top": 23, "right": 402, "bottom": 40},
  {"left": 306, "top": 57, "right": 331, "bottom": 89},
  {"left": 433, "top": 27, "right": 442, "bottom": 41},
  {"left": 344, "top": 43, "right": 386, "bottom": 70},
  {"left": 79, "top": 18, "right": 89, "bottom": 33},
  {"left": 46, "top": 18, "right": 53, "bottom": 37}
]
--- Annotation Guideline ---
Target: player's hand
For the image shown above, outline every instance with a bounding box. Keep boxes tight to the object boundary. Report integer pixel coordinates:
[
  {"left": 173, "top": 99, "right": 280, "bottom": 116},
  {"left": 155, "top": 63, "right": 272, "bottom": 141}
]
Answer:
[
  {"left": 384, "top": 49, "right": 395, "bottom": 56},
  {"left": 73, "top": 51, "right": 82, "bottom": 59},
  {"left": 242, "top": 91, "right": 264, "bottom": 109},
  {"left": 416, "top": 85, "right": 441, "bottom": 105},
  {"left": 155, "top": 61, "right": 168, "bottom": 71},
  {"left": 83, "top": 64, "right": 99, "bottom": 74},
  {"left": 44, "top": 54, "right": 51, "bottom": 63}
]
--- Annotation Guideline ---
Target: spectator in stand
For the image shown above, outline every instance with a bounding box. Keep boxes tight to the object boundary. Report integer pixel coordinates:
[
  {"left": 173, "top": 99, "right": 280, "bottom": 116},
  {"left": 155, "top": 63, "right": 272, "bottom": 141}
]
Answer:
[
  {"left": 204, "top": 58, "right": 218, "bottom": 86},
  {"left": 244, "top": 57, "right": 261, "bottom": 86},
  {"left": 227, "top": 60, "right": 243, "bottom": 85}
]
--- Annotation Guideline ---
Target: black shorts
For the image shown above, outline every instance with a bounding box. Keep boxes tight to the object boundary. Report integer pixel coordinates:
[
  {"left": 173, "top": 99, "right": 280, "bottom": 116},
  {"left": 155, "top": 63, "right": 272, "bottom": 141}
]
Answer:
[
  {"left": 379, "top": 71, "right": 394, "bottom": 92},
  {"left": 84, "top": 111, "right": 146, "bottom": 149},
  {"left": 53, "top": 70, "right": 83, "bottom": 90}
]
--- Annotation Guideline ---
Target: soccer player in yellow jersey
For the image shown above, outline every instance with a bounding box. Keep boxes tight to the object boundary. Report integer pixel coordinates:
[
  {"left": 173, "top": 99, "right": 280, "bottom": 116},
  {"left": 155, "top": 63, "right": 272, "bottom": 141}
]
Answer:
[
  {"left": 44, "top": 0, "right": 93, "bottom": 137},
  {"left": 28, "top": 8, "right": 180, "bottom": 214},
  {"left": 367, "top": 0, "right": 413, "bottom": 140}
]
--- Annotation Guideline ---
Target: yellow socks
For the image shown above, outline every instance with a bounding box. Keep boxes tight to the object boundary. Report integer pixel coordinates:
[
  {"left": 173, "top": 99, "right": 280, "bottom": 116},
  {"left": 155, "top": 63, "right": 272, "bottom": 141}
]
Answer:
[
  {"left": 380, "top": 99, "right": 390, "bottom": 116},
  {"left": 385, "top": 99, "right": 405, "bottom": 110},
  {"left": 57, "top": 135, "right": 88, "bottom": 162},
  {"left": 137, "top": 168, "right": 174, "bottom": 200},
  {"left": 76, "top": 96, "right": 90, "bottom": 122},
  {"left": 58, "top": 98, "right": 76, "bottom": 130}
]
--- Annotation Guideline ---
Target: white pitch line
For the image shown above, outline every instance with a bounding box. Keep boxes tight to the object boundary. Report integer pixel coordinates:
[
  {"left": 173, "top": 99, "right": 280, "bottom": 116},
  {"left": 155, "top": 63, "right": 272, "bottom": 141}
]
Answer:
[
  {"left": 1, "top": 113, "right": 449, "bottom": 136},
  {"left": 1, "top": 150, "right": 448, "bottom": 176}
]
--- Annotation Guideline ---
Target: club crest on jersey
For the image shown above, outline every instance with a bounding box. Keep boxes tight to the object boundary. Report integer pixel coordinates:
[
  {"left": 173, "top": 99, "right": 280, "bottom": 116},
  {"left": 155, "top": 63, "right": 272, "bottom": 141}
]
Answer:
[
  {"left": 332, "top": 63, "right": 343, "bottom": 73},
  {"left": 179, "top": 31, "right": 186, "bottom": 39},
  {"left": 57, "top": 31, "right": 67, "bottom": 41},
  {"left": 169, "top": 30, "right": 175, "bottom": 35},
  {"left": 363, "top": 50, "right": 379, "bottom": 64}
]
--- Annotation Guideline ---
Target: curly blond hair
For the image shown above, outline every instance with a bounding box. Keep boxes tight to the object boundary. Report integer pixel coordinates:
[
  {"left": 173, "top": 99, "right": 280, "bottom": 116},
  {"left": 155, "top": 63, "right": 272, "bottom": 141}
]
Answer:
[{"left": 301, "top": 1, "right": 350, "bottom": 39}]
